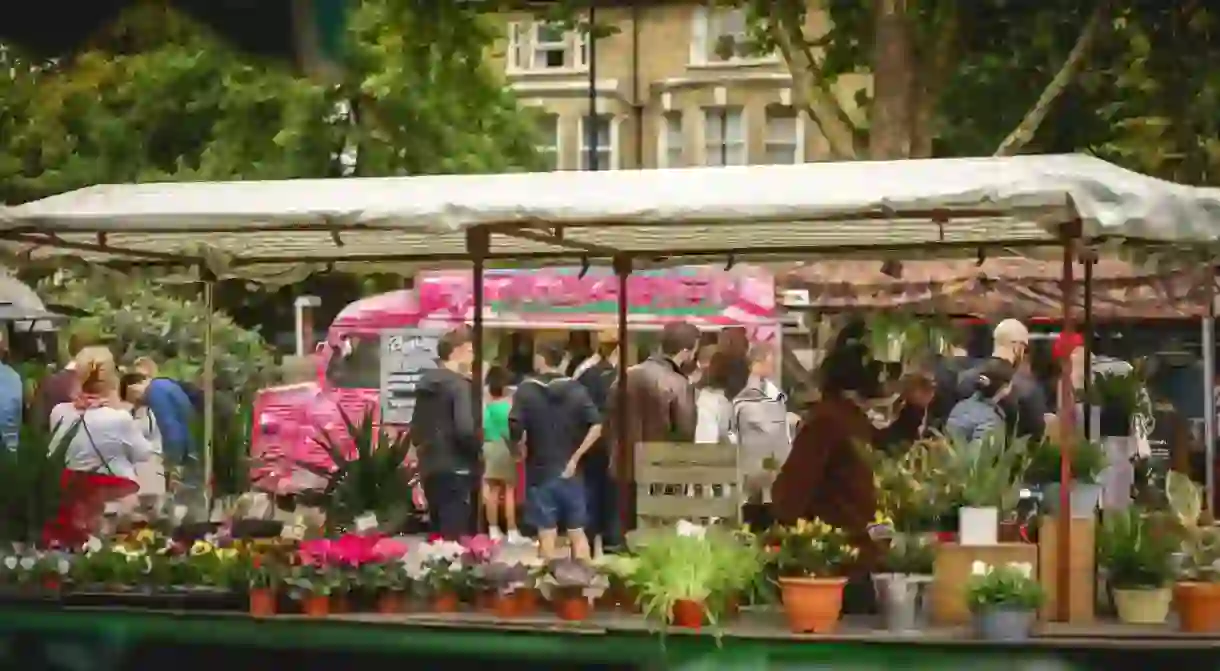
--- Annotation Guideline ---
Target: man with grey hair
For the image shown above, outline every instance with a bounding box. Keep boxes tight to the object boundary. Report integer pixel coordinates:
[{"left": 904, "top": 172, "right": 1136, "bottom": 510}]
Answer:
[{"left": 957, "top": 318, "right": 1047, "bottom": 442}]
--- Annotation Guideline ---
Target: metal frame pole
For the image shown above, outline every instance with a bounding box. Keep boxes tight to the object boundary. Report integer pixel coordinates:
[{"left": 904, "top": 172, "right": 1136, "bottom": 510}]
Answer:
[
  {"left": 586, "top": 0, "right": 598, "bottom": 172},
  {"left": 1205, "top": 262, "right": 1216, "bottom": 510}
]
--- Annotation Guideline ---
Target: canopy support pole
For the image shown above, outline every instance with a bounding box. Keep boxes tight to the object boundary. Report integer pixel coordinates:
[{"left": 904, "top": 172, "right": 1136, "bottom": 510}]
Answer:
[
  {"left": 1082, "top": 250, "right": 1094, "bottom": 442},
  {"left": 614, "top": 254, "right": 632, "bottom": 540},
  {"left": 1204, "top": 262, "right": 1216, "bottom": 511},
  {"left": 201, "top": 266, "right": 216, "bottom": 520},
  {"left": 467, "top": 228, "right": 489, "bottom": 534},
  {"left": 1055, "top": 223, "right": 1080, "bottom": 623}
]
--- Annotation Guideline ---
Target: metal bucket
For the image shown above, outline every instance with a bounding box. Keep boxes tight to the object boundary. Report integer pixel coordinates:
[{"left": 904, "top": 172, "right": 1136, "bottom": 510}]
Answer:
[{"left": 873, "top": 573, "right": 932, "bottom": 633}]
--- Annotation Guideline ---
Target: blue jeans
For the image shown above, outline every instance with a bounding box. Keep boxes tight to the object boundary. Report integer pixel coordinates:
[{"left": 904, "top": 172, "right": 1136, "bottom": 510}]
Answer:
[{"left": 526, "top": 475, "right": 588, "bottom": 531}]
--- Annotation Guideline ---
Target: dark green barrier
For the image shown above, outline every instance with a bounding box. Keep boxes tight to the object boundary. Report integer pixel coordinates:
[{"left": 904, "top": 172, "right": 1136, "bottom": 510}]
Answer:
[{"left": 0, "top": 610, "right": 1217, "bottom": 671}]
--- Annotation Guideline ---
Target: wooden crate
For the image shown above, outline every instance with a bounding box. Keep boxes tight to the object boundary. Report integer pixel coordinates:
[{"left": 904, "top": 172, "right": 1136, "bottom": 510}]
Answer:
[
  {"left": 1038, "top": 516, "right": 1096, "bottom": 623},
  {"left": 634, "top": 442, "right": 742, "bottom": 528},
  {"left": 931, "top": 542, "right": 1039, "bottom": 625}
]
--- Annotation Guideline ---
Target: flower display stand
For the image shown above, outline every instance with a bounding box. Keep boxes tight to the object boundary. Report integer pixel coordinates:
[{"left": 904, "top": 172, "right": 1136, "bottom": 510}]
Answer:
[
  {"left": 930, "top": 542, "right": 1038, "bottom": 625},
  {"left": 1038, "top": 516, "right": 1096, "bottom": 623}
]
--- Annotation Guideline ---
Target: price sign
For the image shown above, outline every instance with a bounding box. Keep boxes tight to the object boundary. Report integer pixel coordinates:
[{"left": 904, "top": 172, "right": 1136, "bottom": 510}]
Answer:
[{"left": 380, "top": 328, "right": 444, "bottom": 425}]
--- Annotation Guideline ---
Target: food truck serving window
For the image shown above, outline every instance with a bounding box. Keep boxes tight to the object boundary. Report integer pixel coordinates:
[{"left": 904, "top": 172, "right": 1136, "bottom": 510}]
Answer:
[{"left": 326, "top": 335, "right": 381, "bottom": 389}]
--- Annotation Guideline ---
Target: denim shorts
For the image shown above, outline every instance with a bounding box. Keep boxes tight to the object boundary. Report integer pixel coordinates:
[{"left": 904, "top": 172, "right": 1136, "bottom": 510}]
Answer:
[{"left": 525, "top": 475, "right": 588, "bottom": 531}]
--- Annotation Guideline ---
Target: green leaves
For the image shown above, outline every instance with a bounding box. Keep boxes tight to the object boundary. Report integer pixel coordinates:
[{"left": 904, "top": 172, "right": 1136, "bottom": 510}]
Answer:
[{"left": 0, "top": 0, "right": 544, "bottom": 205}]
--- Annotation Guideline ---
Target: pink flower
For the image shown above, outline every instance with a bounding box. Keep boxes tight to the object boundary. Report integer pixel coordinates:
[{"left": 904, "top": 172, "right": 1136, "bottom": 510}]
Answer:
[
  {"left": 460, "top": 534, "right": 499, "bottom": 562},
  {"left": 332, "top": 534, "right": 381, "bottom": 566},
  {"left": 371, "top": 538, "right": 408, "bottom": 562},
  {"left": 297, "top": 539, "right": 333, "bottom": 566}
]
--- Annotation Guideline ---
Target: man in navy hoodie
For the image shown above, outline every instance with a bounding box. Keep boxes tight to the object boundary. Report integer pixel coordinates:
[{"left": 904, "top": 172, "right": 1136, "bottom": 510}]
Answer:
[{"left": 510, "top": 341, "right": 602, "bottom": 561}]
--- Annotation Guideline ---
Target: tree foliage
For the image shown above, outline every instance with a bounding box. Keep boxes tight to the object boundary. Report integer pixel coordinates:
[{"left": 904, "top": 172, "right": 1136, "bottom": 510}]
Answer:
[
  {"left": 0, "top": 0, "right": 545, "bottom": 205},
  {"left": 41, "top": 273, "right": 277, "bottom": 407}
]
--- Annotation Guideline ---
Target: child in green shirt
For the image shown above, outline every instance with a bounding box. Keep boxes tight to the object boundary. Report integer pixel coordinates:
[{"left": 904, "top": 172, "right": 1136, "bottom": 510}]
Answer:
[{"left": 482, "top": 366, "right": 525, "bottom": 544}]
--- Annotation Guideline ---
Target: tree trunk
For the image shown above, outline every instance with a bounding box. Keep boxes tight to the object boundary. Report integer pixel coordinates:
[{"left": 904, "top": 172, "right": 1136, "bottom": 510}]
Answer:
[{"left": 868, "top": 0, "right": 914, "bottom": 160}]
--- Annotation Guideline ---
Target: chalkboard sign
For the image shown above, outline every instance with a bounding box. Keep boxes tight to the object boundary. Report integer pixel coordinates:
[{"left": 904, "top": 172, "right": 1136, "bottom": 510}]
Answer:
[{"left": 380, "top": 328, "right": 444, "bottom": 424}]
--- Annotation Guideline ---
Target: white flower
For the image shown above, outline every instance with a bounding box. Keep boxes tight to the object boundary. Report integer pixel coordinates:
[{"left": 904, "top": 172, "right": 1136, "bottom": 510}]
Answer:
[
  {"left": 3, "top": 556, "right": 16, "bottom": 571},
  {"left": 57, "top": 559, "right": 71, "bottom": 576},
  {"left": 84, "top": 537, "right": 103, "bottom": 554},
  {"left": 447, "top": 559, "right": 463, "bottom": 573},
  {"left": 971, "top": 560, "right": 989, "bottom": 576},
  {"left": 19, "top": 556, "right": 35, "bottom": 571},
  {"left": 1013, "top": 562, "right": 1034, "bottom": 579},
  {"left": 676, "top": 520, "right": 706, "bottom": 539}
]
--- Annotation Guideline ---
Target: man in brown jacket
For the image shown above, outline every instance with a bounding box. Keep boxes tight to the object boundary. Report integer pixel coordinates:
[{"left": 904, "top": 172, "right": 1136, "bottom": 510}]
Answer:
[{"left": 605, "top": 322, "right": 700, "bottom": 533}]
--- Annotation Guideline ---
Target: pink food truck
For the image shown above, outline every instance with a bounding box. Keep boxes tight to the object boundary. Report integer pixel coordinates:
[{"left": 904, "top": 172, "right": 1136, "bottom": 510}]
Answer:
[{"left": 250, "top": 266, "right": 778, "bottom": 497}]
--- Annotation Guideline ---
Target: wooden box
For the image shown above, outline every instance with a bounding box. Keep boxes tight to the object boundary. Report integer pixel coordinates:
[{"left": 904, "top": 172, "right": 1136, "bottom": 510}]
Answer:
[
  {"left": 931, "top": 542, "right": 1039, "bottom": 625},
  {"left": 634, "top": 442, "right": 742, "bottom": 528},
  {"left": 1038, "top": 516, "right": 1096, "bottom": 623}
]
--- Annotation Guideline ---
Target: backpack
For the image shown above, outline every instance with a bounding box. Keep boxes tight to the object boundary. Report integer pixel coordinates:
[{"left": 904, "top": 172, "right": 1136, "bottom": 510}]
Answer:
[{"left": 163, "top": 378, "right": 205, "bottom": 413}]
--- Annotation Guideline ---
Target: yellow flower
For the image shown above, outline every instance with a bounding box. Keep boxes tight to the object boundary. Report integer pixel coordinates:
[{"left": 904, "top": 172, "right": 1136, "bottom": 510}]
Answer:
[
  {"left": 190, "top": 541, "right": 215, "bottom": 557},
  {"left": 215, "top": 548, "right": 238, "bottom": 562},
  {"left": 134, "top": 529, "right": 156, "bottom": 544}
]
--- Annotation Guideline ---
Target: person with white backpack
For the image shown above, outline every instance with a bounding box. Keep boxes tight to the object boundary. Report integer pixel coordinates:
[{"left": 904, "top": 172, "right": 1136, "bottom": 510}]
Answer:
[{"left": 730, "top": 344, "right": 795, "bottom": 506}]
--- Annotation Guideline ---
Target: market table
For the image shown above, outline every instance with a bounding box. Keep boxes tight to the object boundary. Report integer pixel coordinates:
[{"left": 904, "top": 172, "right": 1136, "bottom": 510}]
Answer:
[{"left": 0, "top": 607, "right": 1217, "bottom": 671}]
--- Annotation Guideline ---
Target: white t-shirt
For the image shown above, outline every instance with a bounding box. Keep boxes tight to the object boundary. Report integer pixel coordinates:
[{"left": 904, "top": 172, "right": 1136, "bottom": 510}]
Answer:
[
  {"left": 695, "top": 388, "right": 734, "bottom": 444},
  {"left": 49, "top": 404, "right": 154, "bottom": 482}
]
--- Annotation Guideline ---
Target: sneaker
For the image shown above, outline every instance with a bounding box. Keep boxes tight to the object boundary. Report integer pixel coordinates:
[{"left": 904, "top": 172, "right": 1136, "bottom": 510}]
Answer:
[
  {"left": 488, "top": 526, "right": 504, "bottom": 541},
  {"left": 506, "top": 530, "right": 530, "bottom": 545}
]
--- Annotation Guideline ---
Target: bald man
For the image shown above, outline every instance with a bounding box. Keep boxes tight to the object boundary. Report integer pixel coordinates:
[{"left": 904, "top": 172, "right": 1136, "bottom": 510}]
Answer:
[{"left": 957, "top": 319, "right": 1048, "bottom": 442}]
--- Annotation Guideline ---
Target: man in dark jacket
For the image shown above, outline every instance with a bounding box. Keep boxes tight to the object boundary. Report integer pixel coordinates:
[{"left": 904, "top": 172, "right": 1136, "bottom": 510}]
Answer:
[
  {"left": 410, "top": 327, "right": 480, "bottom": 540},
  {"left": 510, "top": 341, "right": 602, "bottom": 561},
  {"left": 926, "top": 328, "right": 977, "bottom": 433},
  {"left": 957, "top": 319, "right": 1047, "bottom": 442}
]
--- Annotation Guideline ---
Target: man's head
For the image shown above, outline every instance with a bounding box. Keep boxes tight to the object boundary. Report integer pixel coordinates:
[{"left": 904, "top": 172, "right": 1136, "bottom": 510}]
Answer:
[
  {"left": 133, "top": 356, "right": 159, "bottom": 378},
  {"left": 120, "top": 372, "right": 151, "bottom": 406},
  {"left": 595, "top": 330, "right": 620, "bottom": 364},
  {"left": 747, "top": 342, "right": 776, "bottom": 380},
  {"left": 659, "top": 322, "right": 701, "bottom": 367},
  {"left": 437, "top": 326, "right": 474, "bottom": 373},
  {"left": 534, "top": 341, "right": 567, "bottom": 374},
  {"left": 993, "top": 319, "right": 1030, "bottom": 366}
]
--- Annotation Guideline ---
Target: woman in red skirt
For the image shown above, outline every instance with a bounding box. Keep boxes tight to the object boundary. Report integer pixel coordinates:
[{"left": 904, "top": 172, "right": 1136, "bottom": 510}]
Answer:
[{"left": 43, "top": 347, "right": 149, "bottom": 549}]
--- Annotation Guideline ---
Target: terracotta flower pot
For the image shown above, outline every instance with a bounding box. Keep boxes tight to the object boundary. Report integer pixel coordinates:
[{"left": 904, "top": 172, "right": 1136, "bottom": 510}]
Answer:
[
  {"left": 515, "top": 587, "right": 541, "bottom": 615},
  {"left": 331, "top": 593, "right": 350, "bottom": 613},
  {"left": 1175, "top": 582, "right": 1220, "bottom": 632},
  {"left": 249, "top": 588, "right": 277, "bottom": 617},
  {"left": 724, "top": 594, "right": 741, "bottom": 617},
  {"left": 376, "top": 591, "right": 406, "bottom": 615},
  {"left": 432, "top": 591, "right": 460, "bottom": 613},
  {"left": 671, "top": 599, "right": 704, "bottom": 629},
  {"left": 778, "top": 577, "right": 848, "bottom": 634},
  {"left": 491, "top": 591, "right": 520, "bottom": 618},
  {"left": 303, "top": 594, "right": 330, "bottom": 617},
  {"left": 554, "top": 592, "right": 591, "bottom": 622},
  {"left": 475, "top": 590, "right": 495, "bottom": 613}
]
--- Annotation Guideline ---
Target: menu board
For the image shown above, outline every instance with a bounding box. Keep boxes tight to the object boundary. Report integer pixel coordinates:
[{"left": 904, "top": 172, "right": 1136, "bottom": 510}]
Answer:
[{"left": 380, "top": 328, "right": 444, "bottom": 425}]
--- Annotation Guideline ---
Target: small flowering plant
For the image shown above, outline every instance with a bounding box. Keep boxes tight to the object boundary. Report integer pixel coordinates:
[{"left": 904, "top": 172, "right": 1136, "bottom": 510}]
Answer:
[
  {"left": 965, "top": 561, "right": 1044, "bottom": 611},
  {"left": 869, "top": 512, "right": 938, "bottom": 575},
  {"left": 285, "top": 564, "right": 338, "bottom": 597},
  {"left": 405, "top": 538, "right": 470, "bottom": 594},
  {"left": 761, "top": 518, "right": 859, "bottom": 578},
  {"left": 0, "top": 551, "right": 72, "bottom": 588}
]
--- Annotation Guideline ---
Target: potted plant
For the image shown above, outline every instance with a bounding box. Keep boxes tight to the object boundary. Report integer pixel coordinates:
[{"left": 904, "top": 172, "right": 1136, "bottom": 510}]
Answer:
[
  {"left": 965, "top": 561, "right": 1044, "bottom": 641},
  {"left": 1026, "top": 438, "right": 1105, "bottom": 518},
  {"left": 298, "top": 409, "right": 418, "bottom": 535},
  {"left": 406, "top": 538, "right": 469, "bottom": 612},
  {"left": 870, "top": 514, "right": 938, "bottom": 633},
  {"left": 941, "top": 432, "right": 1030, "bottom": 546},
  {"left": 763, "top": 518, "right": 859, "bottom": 634},
  {"left": 1089, "top": 368, "right": 1147, "bottom": 438},
  {"left": 1096, "top": 506, "right": 1176, "bottom": 624},
  {"left": 629, "top": 522, "right": 751, "bottom": 631},
  {"left": 593, "top": 553, "right": 640, "bottom": 611},
  {"left": 284, "top": 564, "right": 336, "bottom": 617},
  {"left": 247, "top": 553, "right": 281, "bottom": 617},
  {"left": 542, "top": 558, "right": 598, "bottom": 622},
  {"left": 473, "top": 560, "right": 531, "bottom": 618},
  {"left": 1166, "top": 471, "right": 1220, "bottom": 632}
]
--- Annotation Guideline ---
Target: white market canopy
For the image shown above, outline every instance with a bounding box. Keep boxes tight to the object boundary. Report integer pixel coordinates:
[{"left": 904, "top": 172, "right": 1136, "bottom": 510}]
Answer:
[{"left": 2, "top": 153, "right": 1219, "bottom": 280}]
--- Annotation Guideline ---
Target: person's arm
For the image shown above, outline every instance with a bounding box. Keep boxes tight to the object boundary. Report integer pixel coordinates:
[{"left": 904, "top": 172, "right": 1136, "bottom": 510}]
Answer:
[
  {"left": 563, "top": 386, "right": 603, "bottom": 476},
  {"left": 507, "top": 388, "right": 526, "bottom": 455},
  {"left": 670, "top": 382, "right": 698, "bottom": 441},
  {"left": 449, "top": 379, "right": 480, "bottom": 462}
]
